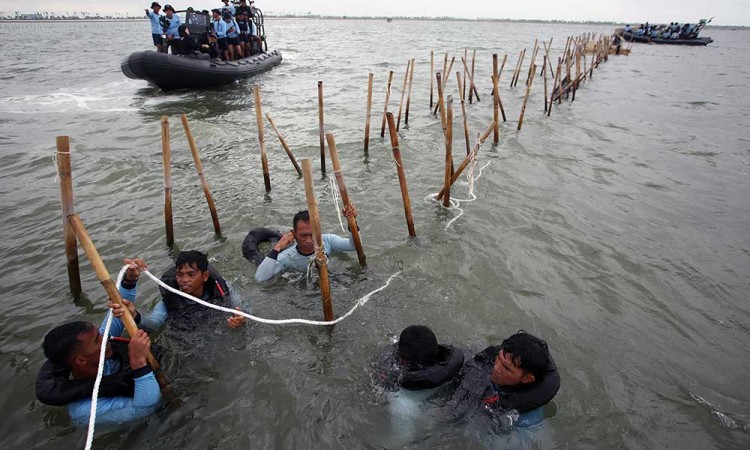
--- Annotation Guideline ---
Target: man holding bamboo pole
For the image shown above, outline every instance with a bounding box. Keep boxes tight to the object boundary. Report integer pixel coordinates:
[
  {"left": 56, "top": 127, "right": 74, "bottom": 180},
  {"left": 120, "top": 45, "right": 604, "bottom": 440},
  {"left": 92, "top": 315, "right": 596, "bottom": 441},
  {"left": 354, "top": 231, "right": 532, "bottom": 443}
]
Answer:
[{"left": 254, "top": 206, "right": 362, "bottom": 283}]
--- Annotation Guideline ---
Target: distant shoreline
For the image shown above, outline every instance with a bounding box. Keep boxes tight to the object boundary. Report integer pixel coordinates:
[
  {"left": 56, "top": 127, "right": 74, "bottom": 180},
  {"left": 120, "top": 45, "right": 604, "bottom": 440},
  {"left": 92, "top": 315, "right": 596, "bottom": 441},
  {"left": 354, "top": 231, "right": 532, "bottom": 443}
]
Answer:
[{"left": 0, "top": 17, "right": 743, "bottom": 28}]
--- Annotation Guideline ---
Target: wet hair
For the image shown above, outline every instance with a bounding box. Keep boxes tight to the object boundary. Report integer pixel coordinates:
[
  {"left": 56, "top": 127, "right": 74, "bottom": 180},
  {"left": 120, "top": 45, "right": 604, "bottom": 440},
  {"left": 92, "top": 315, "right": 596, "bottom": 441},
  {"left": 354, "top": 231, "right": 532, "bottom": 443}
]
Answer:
[
  {"left": 398, "top": 325, "right": 439, "bottom": 366},
  {"left": 175, "top": 250, "right": 209, "bottom": 272},
  {"left": 293, "top": 210, "right": 310, "bottom": 230},
  {"left": 42, "top": 321, "right": 94, "bottom": 367},
  {"left": 500, "top": 330, "right": 551, "bottom": 380}
]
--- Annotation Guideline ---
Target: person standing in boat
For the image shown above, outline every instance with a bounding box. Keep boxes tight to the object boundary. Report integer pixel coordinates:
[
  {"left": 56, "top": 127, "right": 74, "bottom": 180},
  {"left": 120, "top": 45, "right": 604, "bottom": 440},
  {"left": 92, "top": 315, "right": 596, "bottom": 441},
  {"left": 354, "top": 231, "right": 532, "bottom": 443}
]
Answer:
[
  {"left": 145, "top": 2, "right": 164, "bottom": 53},
  {"left": 254, "top": 206, "right": 360, "bottom": 282},
  {"left": 211, "top": 9, "right": 229, "bottom": 60},
  {"left": 224, "top": 11, "right": 243, "bottom": 60},
  {"left": 162, "top": 4, "right": 181, "bottom": 54}
]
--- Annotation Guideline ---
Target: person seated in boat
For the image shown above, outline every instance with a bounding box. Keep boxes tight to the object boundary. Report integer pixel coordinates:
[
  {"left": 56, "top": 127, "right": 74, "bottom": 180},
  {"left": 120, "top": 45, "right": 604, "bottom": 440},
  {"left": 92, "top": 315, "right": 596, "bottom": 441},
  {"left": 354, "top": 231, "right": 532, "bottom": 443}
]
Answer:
[
  {"left": 224, "top": 11, "right": 243, "bottom": 60},
  {"left": 211, "top": 9, "right": 229, "bottom": 60},
  {"left": 221, "top": 0, "right": 235, "bottom": 17},
  {"left": 623, "top": 24, "right": 632, "bottom": 34},
  {"left": 201, "top": 32, "right": 221, "bottom": 59},
  {"left": 177, "top": 24, "right": 201, "bottom": 55},
  {"left": 145, "top": 2, "right": 164, "bottom": 52},
  {"left": 109, "top": 251, "right": 247, "bottom": 330},
  {"left": 162, "top": 4, "right": 181, "bottom": 54},
  {"left": 254, "top": 206, "right": 360, "bottom": 283},
  {"left": 36, "top": 319, "right": 161, "bottom": 425},
  {"left": 236, "top": 11, "right": 251, "bottom": 57},
  {"left": 236, "top": 0, "right": 253, "bottom": 17}
]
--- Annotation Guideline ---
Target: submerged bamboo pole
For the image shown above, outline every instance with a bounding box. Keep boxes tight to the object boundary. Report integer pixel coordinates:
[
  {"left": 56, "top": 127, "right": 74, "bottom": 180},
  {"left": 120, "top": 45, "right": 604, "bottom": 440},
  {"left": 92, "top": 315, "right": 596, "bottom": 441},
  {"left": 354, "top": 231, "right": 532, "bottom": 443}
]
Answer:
[
  {"left": 492, "top": 54, "right": 499, "bottom": 142},
  {"left": 385, "top": 112, "right": 416, "bottom": 237},
  {"left": 517, "top": 64, "right": 536, "bottom": 131},
  {"left": 68, "top": 214, "right": 170, "bottom": 391},
  {"left": 317, "top": 81, "right": 326, "bottom": 173},
  {"left": 436, "top": 121, "right": 495, "bottom": 201},
  {"left": 380, "top": 70, "right": 394, "bottom": 137},
  {"left": 253, "top": 86, "right": 272, "bottom": 192},
  {"left": 56, "top": 136, "right": 82, "bottom": 296},
  {"left": 265, "top": 113, "right": 303, "bottom": 176},
  {"left": 430, "top": 50, "right": 434, "bottom": 109},
  {"left": 364, "top": 72, "right": 374, "bottom": 152},
  {"left": 405, "top": 58, "right": 415, "bottom": 126},
  {"left": 160, "top": 116, "right": 174, "bottom": 247},
  {"left": 442, "top": 96, "right": 454, "bottom": 207},
  {"left": 300, "top": 159, "right": 334, "bottom": 321},
  {"left": 326, "top": 133, "right": 366, "bottom": 268},
  {"left": 180, "top": 114, "right": 221, "bottom": 234},
  {"left": 396, "top": 60, "right": 411, "bottom": 131},
  {"left": 456, "top": 72, "right": 471, "bottom": 155}
]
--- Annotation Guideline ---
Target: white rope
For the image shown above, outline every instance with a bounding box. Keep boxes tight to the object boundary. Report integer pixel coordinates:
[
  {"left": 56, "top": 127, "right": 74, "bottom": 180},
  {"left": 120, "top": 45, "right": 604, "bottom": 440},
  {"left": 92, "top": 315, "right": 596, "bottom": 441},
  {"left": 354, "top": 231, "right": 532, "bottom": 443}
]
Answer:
[
  {"left": 139, "top": 268, "right": 402, "bottom": 326},
  {"left": 85, "top": 266, "right": 127, "bottom": 450},
  {"left": 328, "top": 173, "right": 347, "bottom": 233}
]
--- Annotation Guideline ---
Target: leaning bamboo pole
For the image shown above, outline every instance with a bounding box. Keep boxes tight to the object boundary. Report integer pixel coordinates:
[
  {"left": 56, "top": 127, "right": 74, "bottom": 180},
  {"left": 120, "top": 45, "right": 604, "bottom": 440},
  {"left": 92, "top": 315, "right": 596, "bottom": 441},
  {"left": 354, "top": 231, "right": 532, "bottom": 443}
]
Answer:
[
  {"left": 442, "top": 96, "right": 454, "bottom": 208},
  {"left": 317, "top": 81, "right": 326, "bottom": 173},
  {"left": 326, "top": 133, "right": 366, "bottom": 268},
  {"left": 543, "top": 55, "right": 549, "bottom": 113},
  {"left": 460, "top": 56, "right": 480, "bottom": 103},
  {"left": 364, "top": 72, "right": 374, "bottom": 152},
  {"left": 405, "top": 58, "right": 415, "bottom": 126},
  {"left": 435, "top": 121, "right": 495, "bottom": 201},
  {"left": 253, "top": 86, "right": 272, "bottom": 192},
  {"left": 385, "top": 113, "right": 416, "bottom": 237},
  {"left": 180, "top": 114, "right": 221, "bottom": 234},
  {"left": 456, "top": 72, "right": 471, "bottom": 155},
  {"left": 300, "top": 159, "right": 334, "bottom": 321},
  {"left": 492, "top": 54, "right": 499, "bottom": 142},
  {"left": 469, "top": 49, "right": 480, "bottom": 101},
  {"left": 517, "top": 64, "right": 536, "bottom": 131},
  {"left": 436, "top": 72, "right": 447, "bottom": 135},
  {"left": 525, "top": 39, "right": 539, "bottom": 86},
  {"left": 265, "top": 113, "right": 303, "bottom": 176},
  {"left": 380, "top": 70, "right": 394, "bottom": 137},
  {"left": 160, "top": 116, "right": 174, "bottom": 247},
  {"left": 548, "top": 57, "right": 561, "bottom": 117},
  {"left": 396, "top": 59, "right": 411, "bottom": 131},
  {"left": 433, "top": 57, "right": 455, "bottom": 115},
  {"left": 56, "top": 136, "right": 82, "bottom": 296},
  {"left": 68, "top": 214, "right": 170, "bottom": 391},
  {"left": 462, "top": 48, "right": 468, "bottom": 100},
  {"left": 429, "top": 50, "right": 434, "bottom": 109}
]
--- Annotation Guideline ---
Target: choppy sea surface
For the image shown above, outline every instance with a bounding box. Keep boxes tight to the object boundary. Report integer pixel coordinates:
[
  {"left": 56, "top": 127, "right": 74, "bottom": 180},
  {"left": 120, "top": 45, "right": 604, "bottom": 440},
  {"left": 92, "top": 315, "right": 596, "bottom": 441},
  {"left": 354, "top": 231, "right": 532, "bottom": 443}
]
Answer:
[{"left": 0, "top": 18, "right": 748, "bottom": 449}]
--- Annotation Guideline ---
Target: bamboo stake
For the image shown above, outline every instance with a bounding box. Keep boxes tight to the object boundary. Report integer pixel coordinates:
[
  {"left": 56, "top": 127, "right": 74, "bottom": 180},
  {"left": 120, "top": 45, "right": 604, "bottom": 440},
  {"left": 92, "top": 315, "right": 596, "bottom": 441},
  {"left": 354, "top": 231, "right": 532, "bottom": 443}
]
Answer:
[
  {"left": 160, "top": 116, "right": 174, "bottom": 247},
  {"left": 405, "top": 58, "right": 415, "bottom": 126},
  {"left": 442, "top": 96, "right": 453, "bottom": 207},
  {"left": 517, "top": 64, "right": 536, "bottom": 131},
  {"left": 300, "top": 159, "right": 334, "bottom": 321},
  {"left": 385, "top": 113, "right": 416, "bottom": 237},
  {"left": 510, "top": 50, "right": 523, "bottom": 87},
  {"left": 526, "top": 39, "right": 539, "bottom": 86},
  {"left": 380, "top": 70, "right": 394, "bottom": 137},
  {"left": 549, "top": 57, "right": 561, "bottom": 117},
  {"left": 543, "top": 55, "right": 549, "bottom": 113},
  {"left": 253, "top": 86, "right": 272, "bottom": 192},
  {"left": 68, "top": 214, "right": 170, "bottom": 391},
  {"left": 492, "top": 54, "right": 499, "bottom": 142},
  {"left": 572, "top": 48, "right": 581, "bottom": 102},
  {"left": 469, "top": 49, "right": 477, "bottom": 103},
  {"left": 436, "top": 121, "right": 495, "bottom": 201},
  {"left": 317, "top": 81, "right": 326, "bottom": 173},
  {"left": 433, "top": 57, "right": 455, "bottom": 115},
  {"left": 436, "top": 72, "right": 447, "bottom": 135},
  {"left": 180, "top": 114, "right": 221, "bottom": 234},
  {"left": 396, "top": 60, "right": 411, "bottom": 131},
  {"left": 460, "top": 56, "right": 480, "bottom": 104},
  {"left": 462, "top": 48, "right": 468, "bottom": 100},
  {"left": 326, "top": 133, "right": 366, "bottom": 268},
  {"left": 544, "top": 37, "right": 554, "bottom": 74},
  {"left": 441, "top": 52, "right": 448, "bottom": 88},
  {"left": 265, "top": 112, "right": 303, "bottom": 176},
  {"left": 429, "top": 50, "right": 434, "bottom": 109},
  {"left": 364, "top": 72, "right": 374, "bottom": 152},
  {"left": 56, "top": 136, "right": 82, "bottom": 296},
  {"left": 456, "top": 72, "right": 470, "bottom": 155}
]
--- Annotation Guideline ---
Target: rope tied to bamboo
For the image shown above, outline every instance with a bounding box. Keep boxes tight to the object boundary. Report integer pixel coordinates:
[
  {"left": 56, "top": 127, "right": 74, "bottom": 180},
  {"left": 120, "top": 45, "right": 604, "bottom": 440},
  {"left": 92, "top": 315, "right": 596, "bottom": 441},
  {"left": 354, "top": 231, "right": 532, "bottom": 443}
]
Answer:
[{"left": 328, "top": 172, "right": 347, "bottom": 233}]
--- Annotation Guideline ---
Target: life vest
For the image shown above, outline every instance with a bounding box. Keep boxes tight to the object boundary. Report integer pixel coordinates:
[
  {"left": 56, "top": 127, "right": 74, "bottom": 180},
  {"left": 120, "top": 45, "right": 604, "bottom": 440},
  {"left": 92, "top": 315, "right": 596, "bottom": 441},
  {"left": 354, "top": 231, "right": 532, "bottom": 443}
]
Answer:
[
  {"left": 159, "top": 265, "right": 230, "bottom": 313},
  {"left": 374, "top": 343, "right": 464, "bottom": 391},
  {"left": 35, "top": 341, "right": 134, "bottom": 406}
]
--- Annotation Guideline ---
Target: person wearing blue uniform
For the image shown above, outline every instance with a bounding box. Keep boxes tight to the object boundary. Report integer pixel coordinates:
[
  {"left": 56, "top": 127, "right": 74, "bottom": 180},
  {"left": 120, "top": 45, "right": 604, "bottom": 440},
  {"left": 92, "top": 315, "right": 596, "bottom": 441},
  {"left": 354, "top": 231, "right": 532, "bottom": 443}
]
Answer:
[
  {"left": 254, "top": 206, "right": 360, "bottom": 283},
  {"left": 162, "top": 4, "right": 181, "bottom": 55},
  {"left": 145, "top": 2, "right": 163, "bottom": 52},
  {"left": 38, "top": 267, "right": 161, "bottom": 424},
  {"left": 224, "top": 12, "right": 243, "bottom": 60},
  {"left": 211, "top": 9, "right": 229, "bottom": 60},
  {"left": 221, "top": 0, "right": 236, "bottom": 17},
  {"left": 109, "top": 251, "right": 247, "bottom": 331}
]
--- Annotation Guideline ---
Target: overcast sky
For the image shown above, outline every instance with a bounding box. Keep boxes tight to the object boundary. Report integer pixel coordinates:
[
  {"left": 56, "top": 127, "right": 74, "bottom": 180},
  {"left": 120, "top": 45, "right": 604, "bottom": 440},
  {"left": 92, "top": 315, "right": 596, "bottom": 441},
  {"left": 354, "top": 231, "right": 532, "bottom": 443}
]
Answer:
[{"left": 2, "top": 1, "right": 745, "bottom": 26}]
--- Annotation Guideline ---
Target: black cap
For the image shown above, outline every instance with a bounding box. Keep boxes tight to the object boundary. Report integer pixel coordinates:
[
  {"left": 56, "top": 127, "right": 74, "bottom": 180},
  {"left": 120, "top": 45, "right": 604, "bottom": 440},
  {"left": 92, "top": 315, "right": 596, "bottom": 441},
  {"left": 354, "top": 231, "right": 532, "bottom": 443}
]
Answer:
[
  {"left": 163, "top": 4, "right": 174, "bottom": 12},
  {"left": 151, "top": 2, "right": 161, "bottom": 8}
]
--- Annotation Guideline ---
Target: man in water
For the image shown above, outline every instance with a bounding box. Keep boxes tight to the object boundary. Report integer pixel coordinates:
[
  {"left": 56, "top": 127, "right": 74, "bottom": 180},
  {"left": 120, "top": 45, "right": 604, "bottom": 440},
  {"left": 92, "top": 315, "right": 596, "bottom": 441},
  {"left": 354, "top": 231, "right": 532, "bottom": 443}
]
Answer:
[
  {"left": 254, "top": 206, "right": 360, "bottom": 282},
  {"left": 38, "top": 320, "right": 160, "bottom": 425},
  {"left": 110, "top": 251, "right": 246, "bottom": 330},
  {"left": 145, "top": 2, "right": 163, "bottom": 52}
]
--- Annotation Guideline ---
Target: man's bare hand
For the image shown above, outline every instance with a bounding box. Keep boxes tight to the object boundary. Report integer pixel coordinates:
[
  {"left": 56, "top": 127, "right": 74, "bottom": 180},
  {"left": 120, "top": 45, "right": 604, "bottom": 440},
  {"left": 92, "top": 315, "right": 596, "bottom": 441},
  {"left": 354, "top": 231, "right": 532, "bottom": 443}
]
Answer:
[
  {"left": 273, "top": 230, "right": 295, "bottom": 252},
  {"left": 342, "top": 204, "right": 358, "bottom": 220},
  {"left": 227, "top": 307, "right": 247, "bottom": 329},
  {"left": 108, "top": 298, "right": 137, "bottom": 319}
]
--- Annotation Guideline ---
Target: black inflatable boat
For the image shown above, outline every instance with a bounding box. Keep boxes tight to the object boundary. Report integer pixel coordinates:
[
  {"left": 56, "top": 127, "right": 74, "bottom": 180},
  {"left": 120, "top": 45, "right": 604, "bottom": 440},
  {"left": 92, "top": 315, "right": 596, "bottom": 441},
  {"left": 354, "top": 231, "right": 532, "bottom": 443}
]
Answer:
[
  {"left": 121, "top": 50, "right": 282, "bottom": 90},
  {"left": 622, "top": 31, "right": 713, "bottom": 46}
]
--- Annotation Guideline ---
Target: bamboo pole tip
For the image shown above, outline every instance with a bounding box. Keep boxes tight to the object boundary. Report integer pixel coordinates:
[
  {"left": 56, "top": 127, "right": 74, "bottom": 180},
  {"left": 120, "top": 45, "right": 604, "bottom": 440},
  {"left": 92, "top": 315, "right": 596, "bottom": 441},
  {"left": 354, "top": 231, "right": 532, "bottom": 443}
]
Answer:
[
  {"left": 160, "top": 115, "right": 169, "bottom": 123},
  {"left": 180, "top": 113, "right": 187, "bottom": 120},
  {"left": 318, "top": 81, "right": 323, "bottom": 86},
  {"left": 56, "top": 135, "right": 70, "bottom": 145}
]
